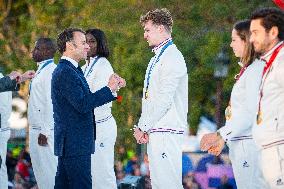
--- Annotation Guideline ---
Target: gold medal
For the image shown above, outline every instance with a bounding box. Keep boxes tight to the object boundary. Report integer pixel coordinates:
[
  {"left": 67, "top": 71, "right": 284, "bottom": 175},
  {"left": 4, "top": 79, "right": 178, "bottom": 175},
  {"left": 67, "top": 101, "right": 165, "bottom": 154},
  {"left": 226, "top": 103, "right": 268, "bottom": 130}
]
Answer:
[
  {"left": 257, "top": 111, "right": 262, "bottom": 125},
  {"left": 145, "top": 91, "right": 149, "bottom": 99},
  {"left": 225, "top": 105, "right": 232, "bottom": 120}
]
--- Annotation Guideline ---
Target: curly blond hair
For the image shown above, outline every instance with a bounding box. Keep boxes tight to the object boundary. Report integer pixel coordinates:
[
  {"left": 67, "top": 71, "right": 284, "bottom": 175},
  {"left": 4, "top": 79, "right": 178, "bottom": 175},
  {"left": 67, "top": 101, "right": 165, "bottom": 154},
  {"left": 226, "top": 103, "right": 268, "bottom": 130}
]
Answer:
[{"left": 140, "top": 8, "right": 173, "bottom": 33}]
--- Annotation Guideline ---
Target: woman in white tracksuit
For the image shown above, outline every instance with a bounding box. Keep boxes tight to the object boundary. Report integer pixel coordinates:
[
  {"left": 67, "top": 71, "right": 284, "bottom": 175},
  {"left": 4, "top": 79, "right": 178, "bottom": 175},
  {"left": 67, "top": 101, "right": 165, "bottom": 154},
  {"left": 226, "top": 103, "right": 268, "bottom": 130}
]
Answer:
[
  {"left": 208, "top": 20, "right": 268, "bottom": 188},
  {"left": 82, "top": 28, "right": 117, "bottom": 189},
  {"left": 0, "top": 73, "right": 12, "bottom": 189}
]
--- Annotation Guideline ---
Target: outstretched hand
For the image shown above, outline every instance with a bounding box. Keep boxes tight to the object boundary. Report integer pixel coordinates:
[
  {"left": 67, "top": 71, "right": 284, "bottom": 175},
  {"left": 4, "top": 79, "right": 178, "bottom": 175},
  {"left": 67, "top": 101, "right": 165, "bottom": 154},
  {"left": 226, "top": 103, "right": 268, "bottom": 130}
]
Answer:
[
  {"left": 113, "top": 73, "right": 126, "bottom": 88},
  {"left": 108, "top": 73, "right": 126, "bottom": 92},
  {"left": 18, "top": 70, "right": 35, "bottom": 83},
  {"left": 8, "top": 71, "right": 21, "bottom": 81}
]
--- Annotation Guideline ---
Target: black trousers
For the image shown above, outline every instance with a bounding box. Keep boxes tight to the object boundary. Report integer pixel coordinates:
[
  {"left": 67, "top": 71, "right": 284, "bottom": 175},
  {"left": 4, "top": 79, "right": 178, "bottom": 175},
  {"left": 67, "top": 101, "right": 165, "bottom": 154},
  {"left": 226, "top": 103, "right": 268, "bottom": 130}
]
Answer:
[{"left": 54, "top": 155, "right": 91, "bottom": 189}]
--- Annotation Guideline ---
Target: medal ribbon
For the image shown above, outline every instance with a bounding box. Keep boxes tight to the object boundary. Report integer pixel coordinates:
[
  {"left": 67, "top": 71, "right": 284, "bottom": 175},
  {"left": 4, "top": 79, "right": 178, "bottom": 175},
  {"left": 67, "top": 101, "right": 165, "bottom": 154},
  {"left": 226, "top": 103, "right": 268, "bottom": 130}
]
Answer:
[
  {"left": 235, "top": 65, "right": 248, "bottom": 81},
  {"left": 29, "top": 59, "right": 53, "bottom": 92},
  {"left": 145, "top": 39, "right": 173, "bottom": 98},
  {"left": 227, "top": 62, "right": 249, "bottom": 119},
  {"left": 257, "top": 43, "right": 284, "bottom": 123},
  {"left": 84, "top": 56, "right": 99, "bottom": 77}
]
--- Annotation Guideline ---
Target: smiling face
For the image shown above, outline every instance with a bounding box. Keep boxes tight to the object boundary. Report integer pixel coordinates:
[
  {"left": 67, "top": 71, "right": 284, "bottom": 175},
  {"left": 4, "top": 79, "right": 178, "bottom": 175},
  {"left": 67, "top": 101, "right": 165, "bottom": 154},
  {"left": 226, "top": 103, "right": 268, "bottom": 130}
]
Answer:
[
  {"left": 70, "top": 31, "right": 90, "bottom": 61},
  {"left": 250, "top": 18, "right": 279, "bottom": 55},
  {"left": 249, "top": 19, "right": 270, "bottom": 54},
  {"left": 230, "top": 29, "right": 246, "bottom": 58}
]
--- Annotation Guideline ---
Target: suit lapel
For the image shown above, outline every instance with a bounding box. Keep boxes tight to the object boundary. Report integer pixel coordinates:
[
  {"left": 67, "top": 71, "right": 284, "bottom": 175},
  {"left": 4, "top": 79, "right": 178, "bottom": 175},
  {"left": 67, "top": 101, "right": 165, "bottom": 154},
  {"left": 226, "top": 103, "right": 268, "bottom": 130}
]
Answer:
[{"left": 60, "top": 59, "right": 91, "bottom": 92}]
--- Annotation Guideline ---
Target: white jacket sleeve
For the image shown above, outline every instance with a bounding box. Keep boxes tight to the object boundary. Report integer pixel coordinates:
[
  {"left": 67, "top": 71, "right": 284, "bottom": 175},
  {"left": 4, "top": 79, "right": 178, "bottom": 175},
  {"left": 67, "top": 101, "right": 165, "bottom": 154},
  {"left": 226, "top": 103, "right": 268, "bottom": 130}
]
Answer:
[
  {"left": 138, "top": 53, "right": 187, "bottom": 132},
  {"left": 42, "top": 67, "right": 55, "bottom": 136}
]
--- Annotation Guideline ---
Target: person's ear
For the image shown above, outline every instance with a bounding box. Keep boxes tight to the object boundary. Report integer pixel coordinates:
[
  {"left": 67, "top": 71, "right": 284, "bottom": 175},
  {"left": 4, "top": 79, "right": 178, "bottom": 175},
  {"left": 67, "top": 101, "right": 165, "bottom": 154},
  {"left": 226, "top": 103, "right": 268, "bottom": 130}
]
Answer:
[
  {"left": 66, "top": 41, "right": 72, "bottom": 50},
  {"left": 270, "top": 26, "right": 279, "bottom": 40},
  {"left": 157, "top": 25, "right": 163, "bottom": 33}
]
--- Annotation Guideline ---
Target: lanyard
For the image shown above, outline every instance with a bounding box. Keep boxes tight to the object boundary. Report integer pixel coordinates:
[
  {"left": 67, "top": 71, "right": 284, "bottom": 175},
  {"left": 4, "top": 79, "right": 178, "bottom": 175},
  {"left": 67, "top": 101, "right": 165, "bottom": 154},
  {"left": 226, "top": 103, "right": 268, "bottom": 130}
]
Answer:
[
  {"left": 29, "top": 59, "right": 53, "bottom": 92},
  {"left": 84, "top": 56, "right": 99, "bottom": 77},
  {"left": 226, "top": 63, "right": 249, "bottom": 120},
  {"left": 145, "top": 40, "right": 173, "bottom": 94},
  {"left": 257, "top": 44, "right": 284, "bottom": 114},
  {"left": 37, "top": 59, "right": 53, "bottom": 75},
  {"left": 234, "top": 65, "right": 248, "bottom": 81}
]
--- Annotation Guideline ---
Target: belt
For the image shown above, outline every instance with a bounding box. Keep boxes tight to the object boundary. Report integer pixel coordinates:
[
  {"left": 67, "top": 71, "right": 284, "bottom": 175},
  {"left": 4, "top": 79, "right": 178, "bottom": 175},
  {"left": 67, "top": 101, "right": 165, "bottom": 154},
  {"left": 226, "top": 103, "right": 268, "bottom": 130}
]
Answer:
[{"left": 95, "top": 114, "right": 113, "bottom": 124}]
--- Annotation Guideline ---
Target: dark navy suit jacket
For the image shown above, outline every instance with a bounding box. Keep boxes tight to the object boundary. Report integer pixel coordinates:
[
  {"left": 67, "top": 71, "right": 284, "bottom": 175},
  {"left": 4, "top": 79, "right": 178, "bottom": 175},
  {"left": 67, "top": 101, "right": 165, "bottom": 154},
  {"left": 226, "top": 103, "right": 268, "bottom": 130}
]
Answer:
[
  {"left": 0, "top": 76, "right": 19, "bottom": 92},
  {"left": 51, "top": 58, "right": 116, "bottom": 157}
]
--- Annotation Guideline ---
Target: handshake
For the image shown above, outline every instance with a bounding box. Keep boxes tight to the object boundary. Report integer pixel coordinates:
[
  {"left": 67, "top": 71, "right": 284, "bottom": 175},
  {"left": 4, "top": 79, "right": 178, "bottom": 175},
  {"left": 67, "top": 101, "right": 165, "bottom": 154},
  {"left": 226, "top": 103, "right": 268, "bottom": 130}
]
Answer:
[
  {"left": 200, "top": 132, "right": 225, "bottom": 156},
  {"left": 107, "top": 73, "right": 126, "bottom": 93},
  {"left": 9, "top": 70, "right": 35, "bottom": 84}
]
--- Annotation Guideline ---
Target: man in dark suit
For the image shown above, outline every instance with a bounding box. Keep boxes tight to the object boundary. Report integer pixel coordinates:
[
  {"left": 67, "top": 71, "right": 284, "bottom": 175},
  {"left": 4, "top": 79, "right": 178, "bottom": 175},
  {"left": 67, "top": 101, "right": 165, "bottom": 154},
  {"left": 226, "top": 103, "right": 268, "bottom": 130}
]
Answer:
[
  {"left": 0, "top": 71, "right": 34, "bottom": 92},
  {"left": 52, "top": 28, "right": 125, "bottom": 189}
]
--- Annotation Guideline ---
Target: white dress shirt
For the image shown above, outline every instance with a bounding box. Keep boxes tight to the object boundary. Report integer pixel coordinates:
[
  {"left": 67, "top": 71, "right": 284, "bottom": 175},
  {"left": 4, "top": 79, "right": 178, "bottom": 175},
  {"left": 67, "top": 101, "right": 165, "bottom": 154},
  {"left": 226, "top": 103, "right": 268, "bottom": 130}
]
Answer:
[{"left": 61, "top": 56, "right": 78, "bottom": 68}]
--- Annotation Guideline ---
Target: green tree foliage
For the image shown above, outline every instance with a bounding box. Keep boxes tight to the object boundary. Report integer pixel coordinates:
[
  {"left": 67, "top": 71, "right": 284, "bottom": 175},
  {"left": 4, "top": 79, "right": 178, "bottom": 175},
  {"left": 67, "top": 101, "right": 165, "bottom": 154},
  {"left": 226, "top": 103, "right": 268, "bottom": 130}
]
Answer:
[{"left": 0, "top": 0, "right": 275, "bottom": 152}]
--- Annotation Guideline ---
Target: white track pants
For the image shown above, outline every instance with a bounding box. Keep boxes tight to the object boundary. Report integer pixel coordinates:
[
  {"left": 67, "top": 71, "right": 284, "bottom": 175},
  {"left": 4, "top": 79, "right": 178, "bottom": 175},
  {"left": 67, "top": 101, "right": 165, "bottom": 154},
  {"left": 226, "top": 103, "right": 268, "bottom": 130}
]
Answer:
[
  {"left": 261, "top": 144, "right": 284, "bottom": 189},
  {"left": 0, "top": 130, "right": 10, "bottom": 189},
  {"left": 228, "top": 139, "right": 268, "bottom": 189},
  {"left": 91, "top": 116, "right": 117, "bottom": 189},
  {"left": 29, "top": 129, "right": 57, "bottom": 189},
  {"left": 147, "top": 132, "right": 183, "bottom": 189}
]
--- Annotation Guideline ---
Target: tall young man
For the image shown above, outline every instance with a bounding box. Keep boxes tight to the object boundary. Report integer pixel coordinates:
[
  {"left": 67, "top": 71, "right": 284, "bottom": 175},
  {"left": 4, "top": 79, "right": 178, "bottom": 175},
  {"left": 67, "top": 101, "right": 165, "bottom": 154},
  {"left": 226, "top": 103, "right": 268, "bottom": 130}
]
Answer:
[{"left": 134, "top": 8, "right": 188, "bottom": 189}]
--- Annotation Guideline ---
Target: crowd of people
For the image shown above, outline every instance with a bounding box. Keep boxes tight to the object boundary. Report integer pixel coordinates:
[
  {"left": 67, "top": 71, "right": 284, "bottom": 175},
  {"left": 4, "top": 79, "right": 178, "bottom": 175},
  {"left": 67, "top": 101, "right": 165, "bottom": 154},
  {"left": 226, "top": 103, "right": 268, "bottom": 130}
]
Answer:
[{"left": 3, "top": 146, "right": 35, "bottom": 189}]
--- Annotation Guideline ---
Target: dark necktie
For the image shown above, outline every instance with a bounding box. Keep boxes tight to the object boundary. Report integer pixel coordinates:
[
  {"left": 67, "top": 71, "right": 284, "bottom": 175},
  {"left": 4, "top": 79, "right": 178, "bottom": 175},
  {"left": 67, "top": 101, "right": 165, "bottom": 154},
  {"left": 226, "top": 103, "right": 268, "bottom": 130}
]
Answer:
[{"left": 77, "top": 66, "right": 84, "bottom": 75}]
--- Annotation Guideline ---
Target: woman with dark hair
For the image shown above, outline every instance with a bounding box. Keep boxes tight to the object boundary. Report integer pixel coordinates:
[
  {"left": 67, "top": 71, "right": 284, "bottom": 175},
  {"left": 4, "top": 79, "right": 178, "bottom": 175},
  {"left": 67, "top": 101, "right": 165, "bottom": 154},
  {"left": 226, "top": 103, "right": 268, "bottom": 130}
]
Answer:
[
  {"left": 82, "top": 28, "right": 117, "bottom": 189},
  {"left": 201, "top": 20, "right": 268, "bottom": 188}
]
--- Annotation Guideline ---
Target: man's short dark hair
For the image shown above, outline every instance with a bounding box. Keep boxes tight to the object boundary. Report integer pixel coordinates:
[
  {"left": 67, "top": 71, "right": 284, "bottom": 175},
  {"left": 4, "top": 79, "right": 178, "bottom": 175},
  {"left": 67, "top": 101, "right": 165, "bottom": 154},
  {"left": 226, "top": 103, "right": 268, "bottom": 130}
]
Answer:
[
  {"left": 250, "top": 7, "right": 284, "bottom": 40},
  {"left": 57, "top": 28, "right": 85, "bottom": 54},
  {"left": 32, "top": 37, "right": 56, "bottom": 62},
  {"left": 86, "top": 29, "right": 110, "bottom": 58}
]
